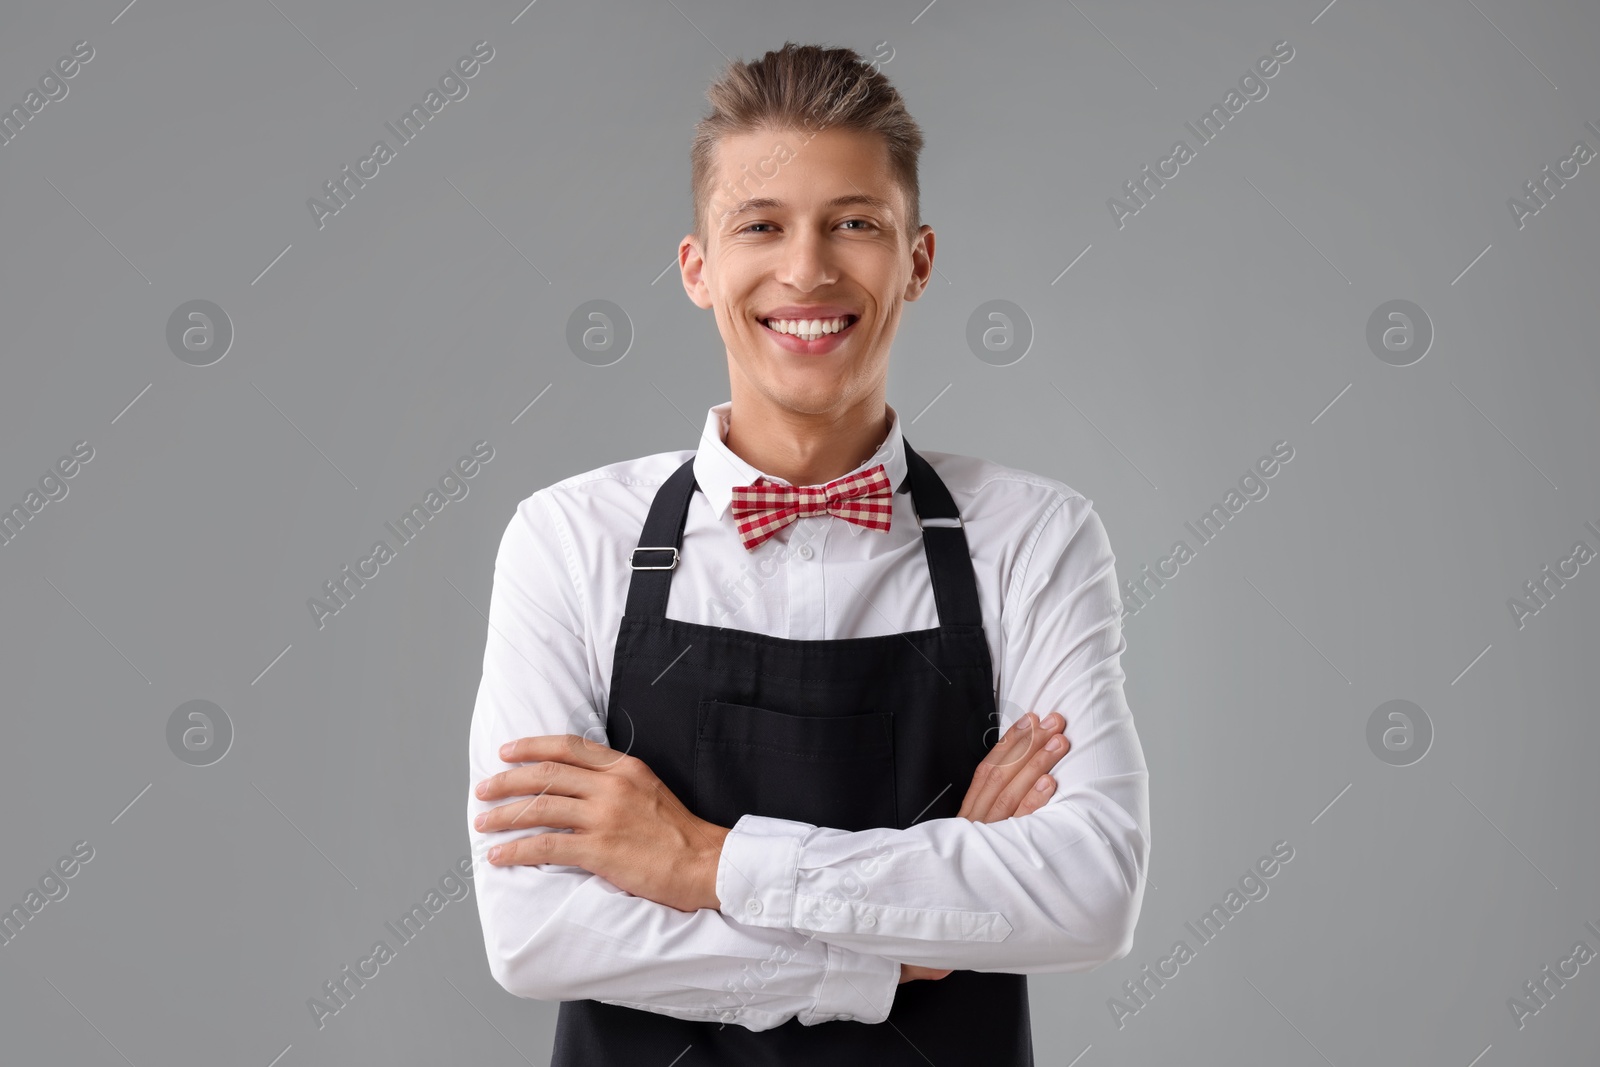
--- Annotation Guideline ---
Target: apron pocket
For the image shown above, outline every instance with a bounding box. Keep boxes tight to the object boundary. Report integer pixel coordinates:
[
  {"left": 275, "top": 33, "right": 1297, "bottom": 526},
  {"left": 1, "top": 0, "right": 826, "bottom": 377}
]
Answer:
[{"left": 694, "top": 700, "right": 898, "bottom": 832}]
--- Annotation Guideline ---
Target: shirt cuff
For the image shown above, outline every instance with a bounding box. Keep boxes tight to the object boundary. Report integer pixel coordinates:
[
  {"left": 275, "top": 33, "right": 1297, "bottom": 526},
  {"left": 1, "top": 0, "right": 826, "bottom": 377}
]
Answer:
[
  {"left": 716, "top": 813, "right": 810, "bottom": 931},
  {"left": 800, "top": 940, "right": 900, "bottom": 1025}
]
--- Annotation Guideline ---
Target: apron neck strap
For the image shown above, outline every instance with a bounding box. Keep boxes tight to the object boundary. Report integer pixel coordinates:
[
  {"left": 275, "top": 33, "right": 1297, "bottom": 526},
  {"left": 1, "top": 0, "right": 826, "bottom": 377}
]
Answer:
[{"left": 624, "top": 437, "right": 983, "bottom": 629}]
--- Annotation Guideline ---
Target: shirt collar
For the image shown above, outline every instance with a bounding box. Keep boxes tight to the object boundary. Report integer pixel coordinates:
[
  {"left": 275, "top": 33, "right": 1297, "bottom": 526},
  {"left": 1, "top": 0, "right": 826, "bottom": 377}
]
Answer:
[{"left": 693, "top": 401, "right": 908, "bottom": 522}]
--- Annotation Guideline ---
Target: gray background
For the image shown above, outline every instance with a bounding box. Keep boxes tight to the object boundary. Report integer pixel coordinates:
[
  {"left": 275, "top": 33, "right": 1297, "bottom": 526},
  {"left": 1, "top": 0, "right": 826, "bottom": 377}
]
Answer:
[{"left": 2, "top": 0, "right": 1596, "bottom": 1063}]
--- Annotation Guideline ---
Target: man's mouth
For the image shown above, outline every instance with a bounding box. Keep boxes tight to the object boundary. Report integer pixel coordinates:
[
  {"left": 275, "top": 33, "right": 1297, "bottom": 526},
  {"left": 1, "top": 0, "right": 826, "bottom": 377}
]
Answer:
[{"left": 760, "top": 314, "right": 860, "bottom": 343}]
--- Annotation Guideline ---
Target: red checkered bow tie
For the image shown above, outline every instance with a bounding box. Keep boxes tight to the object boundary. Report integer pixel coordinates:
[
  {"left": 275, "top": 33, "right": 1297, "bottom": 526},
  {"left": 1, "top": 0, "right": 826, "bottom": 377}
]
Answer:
[{"left": 728, "top": 463, "right": 894, "bottom": 550}]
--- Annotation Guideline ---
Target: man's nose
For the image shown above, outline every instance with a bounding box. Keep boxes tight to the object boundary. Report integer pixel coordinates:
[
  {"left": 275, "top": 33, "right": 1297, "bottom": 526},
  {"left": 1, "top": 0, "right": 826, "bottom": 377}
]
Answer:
[{"left": 776, "top": 229, "right": 836, "bottom": 290}]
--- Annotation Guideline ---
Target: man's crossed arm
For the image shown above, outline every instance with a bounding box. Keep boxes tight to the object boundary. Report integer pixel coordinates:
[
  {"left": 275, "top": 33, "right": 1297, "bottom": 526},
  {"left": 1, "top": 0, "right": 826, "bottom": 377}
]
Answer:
[{"left": 474, "top": 709, "right": 1073, "bottom": 983}]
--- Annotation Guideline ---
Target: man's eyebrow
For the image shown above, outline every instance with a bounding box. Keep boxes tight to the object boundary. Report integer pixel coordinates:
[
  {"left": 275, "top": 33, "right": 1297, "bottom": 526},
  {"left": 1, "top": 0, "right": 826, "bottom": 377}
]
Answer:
[{"left": 720, "top": 194, "right": 894, "bottom": 222}]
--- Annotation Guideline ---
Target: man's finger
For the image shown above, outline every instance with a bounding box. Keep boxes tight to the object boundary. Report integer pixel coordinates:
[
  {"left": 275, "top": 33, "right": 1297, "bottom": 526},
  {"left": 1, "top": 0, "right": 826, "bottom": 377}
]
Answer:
[
  {"left": 957, "top": 713, "right": 1036, "bottom": 819},
  {"left": 477, "top": 757, "right": 599, "bottom": 802},
  {"left": 496, "top": 733, "right": 630, "bottom": 771},
  {"left": 476, "top": 792, "right": 588, "bottom": 833},
  {"left": 961, "top": 712, "right": 1063, "bottom": 821},
  {"left": 989, "top": 731, "right": 1070, "bottom": 819},
  {"left": 487, "top": 827, "right": 584, "bottom": 868},
  {"left": 1014, "top": 775, "right": 1055, "bottom": 817},
  {"left": 966, "top": 716, "right": 1043, "bottom": 809},
  {"left": 985, "top": 712, "right": 1040, "bottom": 771}
]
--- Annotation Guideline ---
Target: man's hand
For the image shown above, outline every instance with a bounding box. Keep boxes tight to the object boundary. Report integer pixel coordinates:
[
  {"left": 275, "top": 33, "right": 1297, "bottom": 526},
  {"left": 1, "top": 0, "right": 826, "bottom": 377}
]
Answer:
[
  {"left": 473, "top": 734, "right": 729, "bottom": 913},
  {"left": 899, "top": 964, "right": 954, "bottom": 984},
  {"left": 957, "top": 710, "right": 1069, "bottom": 823},
  {"left": 901, "top": 710, "right": 1069, "bottom": 985}
]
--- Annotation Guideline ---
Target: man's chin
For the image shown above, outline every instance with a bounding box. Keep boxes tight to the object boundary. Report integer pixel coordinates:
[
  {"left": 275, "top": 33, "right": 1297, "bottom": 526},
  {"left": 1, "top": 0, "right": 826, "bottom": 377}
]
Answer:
[{"left": 737, "top": 376, "right": 848, "bottom": 415}]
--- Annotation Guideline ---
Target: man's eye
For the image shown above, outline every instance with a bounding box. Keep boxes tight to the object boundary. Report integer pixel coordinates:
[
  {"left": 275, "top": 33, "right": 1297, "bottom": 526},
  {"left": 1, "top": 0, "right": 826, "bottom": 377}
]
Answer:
[{"left": 738, "top": 220, "right": 876, "bottom": 234}]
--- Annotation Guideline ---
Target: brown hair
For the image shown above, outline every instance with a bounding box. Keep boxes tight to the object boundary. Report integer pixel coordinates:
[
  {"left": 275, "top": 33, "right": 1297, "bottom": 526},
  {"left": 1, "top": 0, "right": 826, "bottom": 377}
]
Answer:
[{"left": 689, "top": 41, "right": 924, "bottom": 246}]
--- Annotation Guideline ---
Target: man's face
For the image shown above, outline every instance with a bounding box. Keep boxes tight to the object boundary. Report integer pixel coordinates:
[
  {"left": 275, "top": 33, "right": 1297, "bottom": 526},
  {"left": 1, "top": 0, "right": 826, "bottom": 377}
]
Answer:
[{"left": 681, "top": 126, "right": 934, "bottom": 418}]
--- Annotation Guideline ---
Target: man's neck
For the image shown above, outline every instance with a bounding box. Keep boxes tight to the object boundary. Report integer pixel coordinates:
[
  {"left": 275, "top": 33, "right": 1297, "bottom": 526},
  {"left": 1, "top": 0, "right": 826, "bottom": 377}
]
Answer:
[{"left": 723, "top": 397, "right": 891, "bottom": 487}]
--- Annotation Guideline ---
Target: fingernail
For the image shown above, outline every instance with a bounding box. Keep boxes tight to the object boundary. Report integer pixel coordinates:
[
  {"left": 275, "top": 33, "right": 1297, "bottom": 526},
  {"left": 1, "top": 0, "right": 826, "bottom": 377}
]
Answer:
[
  {"left": 1034, "top": 776, "right": 1051, "bottom": 792},
  {"left": 1046, "top": 735, "right": 1065, "bottom": 752},
  {"left": 474, "top": 813, "right": 486, "bottom": 830},
  {"left": 488, "top": 846, "right": 501, "bottom": 862},
  {"left": 499, "top": 742, "right": 513, "bottom": 759},
  {"left": 476, "top": 781, "right": 487, "bottom": 798}
]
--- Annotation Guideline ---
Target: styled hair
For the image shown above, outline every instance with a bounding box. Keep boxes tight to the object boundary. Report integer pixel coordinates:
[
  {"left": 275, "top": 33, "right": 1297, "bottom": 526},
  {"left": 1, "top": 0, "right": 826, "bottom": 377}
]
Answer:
[{"left": 689, "top": 41, "right": 924, "bottom": 246}]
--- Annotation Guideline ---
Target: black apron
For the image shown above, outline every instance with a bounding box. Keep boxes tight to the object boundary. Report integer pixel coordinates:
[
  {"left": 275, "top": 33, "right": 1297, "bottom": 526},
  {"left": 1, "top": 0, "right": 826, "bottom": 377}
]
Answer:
[{"left": 551, "top": 437, "right": 1033, "bottom": 1066}]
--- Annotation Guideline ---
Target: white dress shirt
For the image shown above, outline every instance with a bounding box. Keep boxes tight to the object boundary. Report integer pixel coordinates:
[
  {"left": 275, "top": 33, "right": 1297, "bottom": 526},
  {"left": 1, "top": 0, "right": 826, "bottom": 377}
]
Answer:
[{"left": 467, "top": 400, "right": 1150, "bottom": 1031}]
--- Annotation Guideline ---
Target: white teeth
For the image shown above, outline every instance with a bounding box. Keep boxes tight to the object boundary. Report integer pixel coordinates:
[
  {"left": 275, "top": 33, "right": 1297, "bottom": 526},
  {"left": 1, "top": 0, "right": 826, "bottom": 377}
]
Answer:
[{"left": 763, "top": 316, "right": 853, "bottom": 340}]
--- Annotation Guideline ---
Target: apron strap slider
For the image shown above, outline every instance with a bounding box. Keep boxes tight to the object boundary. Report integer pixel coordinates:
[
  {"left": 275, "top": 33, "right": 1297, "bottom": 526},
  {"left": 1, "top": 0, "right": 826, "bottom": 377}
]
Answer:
[{"left": 629, "top": 546, "right": 680, "bottom": 570}]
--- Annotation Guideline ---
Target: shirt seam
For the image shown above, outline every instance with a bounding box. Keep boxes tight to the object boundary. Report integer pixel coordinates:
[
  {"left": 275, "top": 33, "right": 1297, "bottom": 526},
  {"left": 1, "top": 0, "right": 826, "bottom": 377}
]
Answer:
[
  {"left": 945, "top": 469, "right": 1085, "bottom": 501},
  {"left": 1006, "top": 490, "right": 1076, "bottom": 612},
  {"left": 546, "top": 467, "right": 680, "bottom": 494},
  {"left": 531, "top": 491, "right": 589, "bottom": 619},
  {"left": 996, "top": 491, "right": 1081, "bottom": 707},
  {"left": 529, "top": 492, "right": 599, "bottom": 718}
]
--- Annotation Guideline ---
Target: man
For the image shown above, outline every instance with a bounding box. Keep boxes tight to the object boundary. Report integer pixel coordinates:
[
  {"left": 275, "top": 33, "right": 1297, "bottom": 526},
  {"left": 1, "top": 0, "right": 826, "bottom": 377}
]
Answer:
[{"left": 467, "top": 41, "right": 1149, "bottom": 1065}]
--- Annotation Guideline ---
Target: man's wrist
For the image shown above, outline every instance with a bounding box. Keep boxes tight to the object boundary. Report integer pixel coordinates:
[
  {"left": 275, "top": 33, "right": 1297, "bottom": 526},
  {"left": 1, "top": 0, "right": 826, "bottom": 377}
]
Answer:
[{"left": 697, "top": 821, "right": 732, "bottom": 911}]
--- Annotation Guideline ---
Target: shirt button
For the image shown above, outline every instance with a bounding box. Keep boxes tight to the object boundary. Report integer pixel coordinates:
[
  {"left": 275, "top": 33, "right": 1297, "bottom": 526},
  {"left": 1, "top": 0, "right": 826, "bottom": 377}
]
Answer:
[
  {"left": 746, "top": 899, "right": 763, "bottom": 915},
  {"left": 861, "top": 913, "right": 877, "bottom": 927},
  {"left": 797, "top": 545, "right": 814, "bottom": 560}
]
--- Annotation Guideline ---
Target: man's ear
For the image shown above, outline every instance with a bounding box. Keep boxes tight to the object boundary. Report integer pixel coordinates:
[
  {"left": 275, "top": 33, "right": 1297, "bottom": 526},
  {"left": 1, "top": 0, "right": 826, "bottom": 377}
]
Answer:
[
  {"left": 902, "top": 224, "right": 935, "bottom": 303},
  {"left": 681, "top": 235, "right": 713, "bottom": 310}
]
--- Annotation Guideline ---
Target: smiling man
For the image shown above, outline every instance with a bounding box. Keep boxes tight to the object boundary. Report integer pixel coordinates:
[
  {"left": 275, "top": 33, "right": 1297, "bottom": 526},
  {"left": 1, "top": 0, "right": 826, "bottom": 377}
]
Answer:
[{"left": 467, "top": 41, "right": 1150, "bottom": 1066}]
